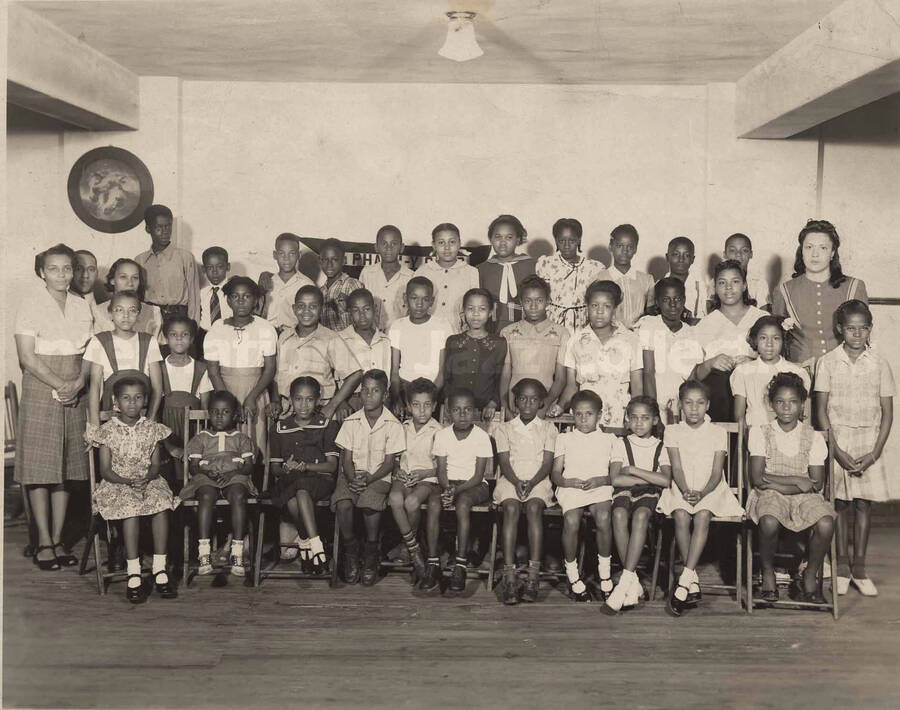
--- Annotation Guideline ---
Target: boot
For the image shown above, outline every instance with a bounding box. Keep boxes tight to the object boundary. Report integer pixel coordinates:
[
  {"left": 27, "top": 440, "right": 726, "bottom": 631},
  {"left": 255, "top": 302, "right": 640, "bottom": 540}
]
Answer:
[
  {"left": 343, "top": 539, "right": 361, "bottom": 584},
  {"left": 361, "top": 541, "right": 380, "bottom": 586}
]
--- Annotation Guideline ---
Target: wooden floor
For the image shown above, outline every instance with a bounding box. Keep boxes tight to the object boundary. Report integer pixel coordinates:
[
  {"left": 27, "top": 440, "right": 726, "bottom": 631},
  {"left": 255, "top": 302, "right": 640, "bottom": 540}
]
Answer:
[{"left": 4, "top": 523, "right": 900, "bottom": 710}]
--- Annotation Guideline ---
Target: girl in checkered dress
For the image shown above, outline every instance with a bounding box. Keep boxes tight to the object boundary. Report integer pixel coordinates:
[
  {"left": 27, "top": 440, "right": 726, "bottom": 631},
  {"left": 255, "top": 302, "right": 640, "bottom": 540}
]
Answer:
[{"left": 815, "top": 300, "right": 894, "bottom": 597}]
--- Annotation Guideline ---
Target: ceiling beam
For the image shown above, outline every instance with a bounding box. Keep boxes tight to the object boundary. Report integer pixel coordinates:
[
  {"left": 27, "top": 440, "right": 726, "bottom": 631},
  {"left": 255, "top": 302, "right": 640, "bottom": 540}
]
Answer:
[
  {"left": 736, "top": 0, "right": 900, "bottom": 139},
  {"left": 7, "top": 3, "right": 139, "bottom": 130}
]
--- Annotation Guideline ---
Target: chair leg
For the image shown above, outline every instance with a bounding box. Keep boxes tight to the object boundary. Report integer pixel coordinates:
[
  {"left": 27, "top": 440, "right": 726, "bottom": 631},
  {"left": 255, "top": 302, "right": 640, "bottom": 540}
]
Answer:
[
  {"left": 745, "top": 527, "right": 754, "bottom": 614},
  {"left": 253, "top": 509, "right": 266, "bottom": 588},
  {"left": 667, "top": 536, "right": 676, "bottom": 597},
  {"left": 487, "top": 512, "right": 498, "bottom": 590},
  {"left": 183, "top": 519, "right": 191, "bottom": 588},
  {"left": 830, "top": 532, "right": 839, "bottom": 620},
  {"left": 329, "top": 527, "right": 340, "bottom": 587},
  {"left": 79, "top": 515, "right": 97, "bottom": 576},
  {"left": 21, "top": 483, "right": 36, "bottom": 556},
  {"left": 735, "top": 523, "right": 743, "bottom": 610},
  {"left": 650, "top": 523, "right": 663, "bottom": 601}
]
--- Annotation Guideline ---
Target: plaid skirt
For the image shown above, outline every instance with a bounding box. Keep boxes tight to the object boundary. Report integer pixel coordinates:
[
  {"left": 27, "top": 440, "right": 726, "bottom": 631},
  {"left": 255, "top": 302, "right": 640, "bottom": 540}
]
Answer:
[
  {"left": 14, "top": 354, "right": 89, "bottom": 485},
  {"left": 833, "top": 424, "right": 893, "bottom": 502}
]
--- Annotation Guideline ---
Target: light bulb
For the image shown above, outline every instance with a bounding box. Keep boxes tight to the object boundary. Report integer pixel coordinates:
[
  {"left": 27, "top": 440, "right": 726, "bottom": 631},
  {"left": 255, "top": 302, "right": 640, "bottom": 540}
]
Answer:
[{"left": 439, "top": 11, "right": 483, "bottom": 62}]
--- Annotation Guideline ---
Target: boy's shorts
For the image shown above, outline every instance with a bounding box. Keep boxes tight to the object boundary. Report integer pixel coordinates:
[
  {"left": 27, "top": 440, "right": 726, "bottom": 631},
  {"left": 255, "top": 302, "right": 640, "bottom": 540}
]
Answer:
[
  {"left": 449, "top": 481, "right": 490, "bottom": 507},
  {"left": 612, "top": 485, "right": 661, "bottom": 513},
  {"left": 331, "top": 475, "right": 391, "bottom": 512}
]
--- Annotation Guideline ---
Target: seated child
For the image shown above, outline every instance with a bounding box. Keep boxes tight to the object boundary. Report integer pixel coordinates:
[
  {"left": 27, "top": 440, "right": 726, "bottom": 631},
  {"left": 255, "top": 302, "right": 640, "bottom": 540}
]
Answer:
[
  {"left": 268, "top": 376, "right": 340, "bottom": 572},
  {"left": 748, "top": 372, "right": 836, "bottom": 603},
  {"left": 179, "top": 390, "right": 257, "bottom": 577},
  {"left": 198, "top": 246, "right": 232, "bottom": 346},
  {"left": 493, "top": 379, "right": 557, "bottom": 605},
  {"left": 477, "top": 214, "right": 536, "bottom": 332},
  {"left": 731, "top": 315, "right": 809, "bottom": 427},
  {"left": 341, "top": 288, "right": 392, "bottom": 410},
  {"left": 257, "top": 233, "right": 314, "bottom": 333},
  {"left": 605, "top": 396, "right": 672, "bottom": 614},
  {"left": 416, "top": 223, "right": 480, "bottom": 333},
  {"left": 360, "top": 225, "right": 413, "bottom": 331},
  {"left": 551, "top": 390, "right": 617, "bottom": 602},
  {"left": 333, "top": 369, "right": 405, "bottom": 586},
  {"left": 91, "top": 376, "right": 176, "bottom": 604},
  {"left": 659, "top": 380, "right": 744, "bottom": 617},
  {"left": 389, "top": 277, "right": 454, "bottom": 417},
  {"left": 433, "top": 388, "right": 493, "bottom": 595},
  {"left": 442, "top": 288, "right": 508, "bottom": 423},
  {"left": 499, "top": 275, "right": 569, "bottom": 416},
  {"left": 318, "top": 238, "right": 363, "bottom": 332},
  {"left": 388, "top": 377, "right": 443, "bottom": 590}
]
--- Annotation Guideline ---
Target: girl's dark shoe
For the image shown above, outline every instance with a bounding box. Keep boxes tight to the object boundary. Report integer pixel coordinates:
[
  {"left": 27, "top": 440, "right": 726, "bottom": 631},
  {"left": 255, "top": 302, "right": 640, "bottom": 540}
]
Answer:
[
  {"left": 789, "top": 580, "right": 817, "bottom": 603},
  {"left": 448, "top": 564, "right": 466, "bottom": 593},
  {"left": 52, "top": 544, "right": 78, "bottom": 567},
  {"left": 420, "top": 562, "right": 441, "bottom": 592},
  {"left": 666, "top": 584, "right": 690, "bottom": 617},
  {"left": 501, "top": 573, "right": 520, "bottom": 605},
  {"left": 687, "top": 588, "right": 702, "bottom": 604},
  {"left": 310, "top": 551, "right": 328, "bottom": 575},
  {"left": 154, "top": 571, "right": 178, "bottom": 599},
  {"left": 568, "top": 580, "right": 592, "bottom": 602},
  {"left": 32, "top": 545, "right": 61, "bottom": 571},
  {"left": 126, "top": 576, "right": 148, "bottom": 604},
  {"left": 361, "top": 541, "right": 380, "bottom": 587},
  {"left": 343, "top": 539, "right": 361, "bottom": 584},
  {"left": 521, "top": 576, "right": 540, "bottom": 603}
]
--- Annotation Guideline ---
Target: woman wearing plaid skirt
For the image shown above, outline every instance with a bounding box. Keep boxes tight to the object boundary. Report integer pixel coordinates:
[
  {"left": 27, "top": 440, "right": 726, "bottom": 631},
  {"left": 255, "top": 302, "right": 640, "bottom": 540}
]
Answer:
[{"left": 14, "top": 244, "right": 93, "bottom": 570}]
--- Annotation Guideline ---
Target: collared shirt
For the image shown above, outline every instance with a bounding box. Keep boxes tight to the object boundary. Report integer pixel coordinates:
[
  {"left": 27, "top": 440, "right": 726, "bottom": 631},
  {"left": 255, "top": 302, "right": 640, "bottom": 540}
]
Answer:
[
  {"left": 605, "top": 266, "right": 655, "bottom": 329},
  {"left": 477, "top": 255, "right": 537, "bottom": 332},
  {"left": 416, "top": 259, "right": 480, "bottom": 333},
  {"left": 501, "top": 318, "right": 570, "bottom": 393},
  {"left": 432, "top": 424, "right": 493, "bottom": 483},
  {"left": 554, "top": 428, "right": 618, "bottom": 483},
  {"left": 443, "top": 333, "right": 507, "bottom": 409},
  {"left": 564, "top": 325, "right": 642, "bottom": 428},
  {"left": 536, "top": 253, "right": 608, "bottom": 330},
  {"left": 730, "top": 356, "right": 810, "bottom": 427},
  {"left": 134, "top": 245, "right": 200, "bottom": 322},
  {"left": 651, "top": 270, "right": 708, "bottom": 319},
  {"left": 339, "top": 328, "right": 391, "bottom": 382},
  {"left": 611, "top": 434, "right": 670, "bottom": 471},
  {"left": 199, "top": 283, "right": 232, "bottom": 332},
  {"left": 495, "top": 415, "right": 557, "bottom": 482},
  {"left": 269, "top": 414, "right": 340, "bottom": 465},
  {"left": 335, "top": 407, "right": 405, "bottom": 474},
  {"left": 16, "top": 286, "right": 92, "bottom": 355},
  {"left": 264, "top": 271, "right": 314, "bottom": 332},
  {"left": 663, "top": 419, "right": 728, "bottom": 490},
  {"left": 748, "top": 421, "right": 827, "bottom": 464},
  {"left": 399, "top": 418, "right": 442, "bottom": 482},
  {"left": 388, "top": 315, "right": 455, "bottom": 383},
  {"left": 276, "top": 324, "right": 361, "bottom": 401},
  {"left": 815, "top": 345, "right": 895, "bottom": 428},
  {"left": 203, "top": 316, "right": 277, "bottom": 369},
  {"left": 162, "top": 356, "right": 213, "bottom": 395},
  {"left": 83, "top": 332, "right": 163, "bottom": 381},
  {"left": 635, "top": 315, "right": 704, "bottom": 410},
  {"left": 360, "top": 263, "right": 413, "bottom": 331},
  {"left": 320, "top": 272, "right": 364, "bottom": 332},
  {"left": 185, "top": 428, "right": 255, "bottom": 467},
  {"left": 693, "top": 306, "right": 768, "bottom": 360}
]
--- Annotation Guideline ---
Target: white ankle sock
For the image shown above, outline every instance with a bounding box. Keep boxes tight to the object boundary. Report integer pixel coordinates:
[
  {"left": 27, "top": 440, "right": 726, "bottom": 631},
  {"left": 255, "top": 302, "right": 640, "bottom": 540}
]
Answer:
[
  {"left": 126, "top": 558, "right": 141, "bottom": 588},
  {"left": 198, "top": 538, "right": 211, "bottom": 557},
  {"left": 231, "top": 539, "right": 244, "bottom": 561},
  {"left": 597, "top": 555, "right": 612, "bottom": 579},
  {"left": 309, "top": 536, "right": 324, "bottom": 557},
  {"left": 298, "top": 536, "right": 311, "bottom": 560},
  {"left": 605, "top": 574, "right": 630, "bottom": 611},
  {"left": 675, "top": 569, "right": 692, "bottom": 601},
  {"left": 564, "top": 559, "right": 586, "bottom": 594},
  {"left": 684, "top": 567, "right": 700, "bottom": 593},
  {"left": 152, "top": 554, "right": 168, "bottom": 584}
]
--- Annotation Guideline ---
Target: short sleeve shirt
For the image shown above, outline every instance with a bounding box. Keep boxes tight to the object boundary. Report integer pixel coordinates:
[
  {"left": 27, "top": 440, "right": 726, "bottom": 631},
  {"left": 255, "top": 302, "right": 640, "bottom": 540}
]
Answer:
[
  {"left": 335, "top": 408, "right": 405, "bottom": 473},
  {"left": 388, "top": 315, "right": 455, "bottom": 382},
  {"left": 501, "top": 319, "right": 570, "bottom": 393},
  {"left": 432, "top": 425, "right": 494, "bottom": 483},
  {"left": 203, "top": 316, "right": 277, "bottom": 368},
  {"left": 815, "top": 345, "right": 895, "bottom": 428},
  {"left": 185, "top": 429, "right": 255, "bottom": 467},
  {"left": 635, "top": 315, "right": 704, "bottom": 406},
  {"left": 84, "top": 332, "right": 163, "bottom": 381},
  {"left": 265, "top": 272, "right": 314, "bottom": 331},
  {"left": 360, "top": 264, "right": 413, "bottom": 331},
  {"left": 729, "top": 357, "right": 811, "bottom": 427},
  {"left": 162, "top": 356, "right": 214, "bottom": 395},
  {"left": 339, "top": 328, "right": 392, "bottom": 380},
  {"left": 443, "top": 333, "right": 508, "bottom": 409},
  {"left": 320, "top": 272, "right": 364, "bottom": 332},
  {"left": 416, "top": 260, "right": 481, "bottom": 333},
  {"left": 495, "top": 416, "right": 557, "bottom": 482},
  {"left": 748, "top": 422, "right": 827, "bottom": 465},
  {"left": 553, "top": 429, "right": 617, "bottom": 481},
  {"left": 663, "top": 419, "right": 727, "bottom": 490},
  {"left": 605, "top": 267, "right": 655, "bottom": 329},
  {"left": 16, "top": 287, "right": 93, "bottom": 356},
  {"left": 693, "top": 306, "right": 768, "bottom": 360},
  {"left": 399, "top": 418, "right": 442, "bottom": 482},
  {"left": 276, "top": 325, "right": 362, "bottom": 401},
  {"left": 610, "top": 434, "right": 670, "bottom": 472},
  {"left": 269, "top": 414, "right": 340, "bottom": 465}
]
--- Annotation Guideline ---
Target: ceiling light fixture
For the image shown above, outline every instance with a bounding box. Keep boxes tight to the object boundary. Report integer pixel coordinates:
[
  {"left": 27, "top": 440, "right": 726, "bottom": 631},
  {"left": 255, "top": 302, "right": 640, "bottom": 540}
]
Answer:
[{"left": 439, "top": 11, "right": 483, "bottom": 62}]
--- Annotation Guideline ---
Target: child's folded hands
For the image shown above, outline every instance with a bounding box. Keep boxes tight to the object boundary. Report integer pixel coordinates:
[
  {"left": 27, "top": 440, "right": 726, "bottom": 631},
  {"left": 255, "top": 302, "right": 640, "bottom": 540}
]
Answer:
[{"left": 581, "top": 476, "right": 610, "bottom": 490}]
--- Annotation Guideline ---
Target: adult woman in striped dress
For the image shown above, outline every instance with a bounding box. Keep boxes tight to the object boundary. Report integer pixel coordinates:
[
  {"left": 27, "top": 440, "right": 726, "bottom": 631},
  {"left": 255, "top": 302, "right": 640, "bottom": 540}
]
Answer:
[{"left": 14, "top": 244, "right": 93, "bottom": 570}]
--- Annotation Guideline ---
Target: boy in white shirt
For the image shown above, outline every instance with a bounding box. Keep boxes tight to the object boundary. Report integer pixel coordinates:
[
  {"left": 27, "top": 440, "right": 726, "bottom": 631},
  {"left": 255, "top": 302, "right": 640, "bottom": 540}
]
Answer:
[
  {"left": 257, "top": 233, "right": 314, "bottom": 333},
  {"left": 360, "top": 225, "right": 413, "bottom": 331}
]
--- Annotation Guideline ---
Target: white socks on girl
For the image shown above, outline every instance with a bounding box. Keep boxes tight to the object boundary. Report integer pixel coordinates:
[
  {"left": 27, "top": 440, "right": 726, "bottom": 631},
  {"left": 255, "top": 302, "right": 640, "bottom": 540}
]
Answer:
[
  {"left": 153, "top": 554, "right": 168, "bottom": 584},
  {"left": 126, "top": 558, "right": 141, "bottom": 588},
  {"left": 231, "top": 539, "right": 245, "bottom": 576},
  {"left": 564, "top": 559, "right": 586, "bottom": 594},
  {"left": 309, "top": 536, "right": 324, "bottom": 559},
  {"left": 675, "top": 568, "right": 697, "bottom": 601},
  {"left": 598, "top": 555, "right": 613, "bottom": 593},
  {"left": 298, "top": 536, "right": 311, "bottom": 562},
  {"left": 606, "top": 569, "right": 641, "bottom": 611},
  {"left": 198, "top": 538, "right": 212, "bottom": 575}
]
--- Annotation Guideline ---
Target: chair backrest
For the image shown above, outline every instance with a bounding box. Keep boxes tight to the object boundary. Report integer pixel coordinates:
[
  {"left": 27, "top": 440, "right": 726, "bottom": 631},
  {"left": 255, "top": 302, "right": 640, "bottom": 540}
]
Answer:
[
  {"left": 182, "top": 408, "right": 210, "bottom": 485},
  {"left": 715, "top": 421, "right": 744, "bottom": 500},
  {"left": 4, "top": 382, "right": 19, "bottom": 453},
  {"left": 86, "top": 411, "right": 115, "bottom": 494}
]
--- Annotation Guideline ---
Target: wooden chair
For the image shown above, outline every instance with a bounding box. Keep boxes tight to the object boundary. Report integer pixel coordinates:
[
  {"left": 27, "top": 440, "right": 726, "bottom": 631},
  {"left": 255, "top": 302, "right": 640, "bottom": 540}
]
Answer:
[
  {"left": 651, "top": 421, "right": 746, "bottom": 610},
  {"left": 252, "top": 438, "right": 339, "bottom": 587},
  {"left": 743, "top": 428, "right": 839, "bottom": 619},
  {"left": 5, "top": 381, "right": 36, "bottom": 557},
  {"left": 180, "top": 407, "right": 259, "bottom": 586}
]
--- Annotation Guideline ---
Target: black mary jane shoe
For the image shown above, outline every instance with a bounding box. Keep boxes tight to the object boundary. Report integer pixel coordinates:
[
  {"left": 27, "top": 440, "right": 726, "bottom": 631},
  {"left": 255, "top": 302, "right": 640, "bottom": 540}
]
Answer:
[
  {"left": 32, "top": 545, "right": 61, "bottom": 571},
  {"left": 666, "top": 584, "right": 690, "bottom": 618},
  {"left": 568, "top": 579, "right": 592, "bottom": 603},
  {"left": 53, "top": 544, "right": 78, "bottom": 567},
  {"left": 126, "top": 575, "right": 148, "bottom": 604},
  {"left": 686, "top": 588, "right": 702, "bottom": 605},
  {"left": 154, "top": 571, "right": 178, "bottom": 599}
]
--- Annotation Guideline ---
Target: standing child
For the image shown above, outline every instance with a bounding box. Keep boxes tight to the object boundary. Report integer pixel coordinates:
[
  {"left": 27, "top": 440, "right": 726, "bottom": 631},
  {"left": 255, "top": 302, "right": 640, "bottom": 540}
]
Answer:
[
  {"left": 257, "top": 233, "right": 314, "bottom": 333},
  {"left": 91, "top": 377, "right": 176, "bottom": 603},
  {"left": 637, "top": 277, "right": 704, "bottom": 424},
  {"left": 360, "top": 225, "right": 413, "bottom": 331},
  {"left": 499, "top": 275, "right": 569, "bottom": 417},
  {"left": 388, "top": 277, "right": 454, "bottom": 417},
  {"left": 442, "top": 288, "right": 508, "bottom": 423},
  {"left": 477, "top": 214, "right": 536, "bottom": 333},
  {"left": 433, "top": 388, "right": 493, "bottom": 595},
  {"left": 388, "top": 378, "right": 443, "bottom": 589},
  {"left": 549, "top": 280, "right": 642, "bottom": 429},
  {"left": 731, "top": 315, "right": 810, "bottom": 427},
  {"left": 416, "top": 223, "right": 480, "bottom": 333},
  {"left": 551, "top": 390, "right": 616, "bottom": 602},
  {"left": 341, "top": 288, "right": 392, "bottom": 410},
  {"left": 604, "top": 224, "right": 654, "bottom": 329},
  {"left": 494, "top": 379, "right": 557, "bottom": 605},
  {"left": 658, "top": 380, "right": 744, "bottom": 617},
  {"left": 605, "top": 397, "right": 672, "bottom": 613},
  {"left": 204, "top": 276, "right": 277, "bottom": 452},
  {"left": 92, "top": 259, "right": 164, "bottom": 340},
  {"left": 333, "top": 370, "right": 405, "bottom": 586},
  {"left": 198, "top": 247, "right": 232, "bottom": 352},
  {"left": 712, "top": 233, "right": 769, "bottom": 311},
  {"left": 318, "top": 238, "right": 363, "bottom": 332},
  {"left": 85, "top": 290, "right": 164, "bottom": 431},
  {"left": 651, "top": 236, "right": 707, "bottom": 320},
  {"left": 179, "top": 390, "right": 257, "bottom": 577},
  {"left": 815, "top": 300, "right": 894, "bottom": 596},
  {"left": 748, "top": 373, "right": 836, "bottom": 602},
  {"left": 268, "top": 377, "right": 340, "bottom": 572}
]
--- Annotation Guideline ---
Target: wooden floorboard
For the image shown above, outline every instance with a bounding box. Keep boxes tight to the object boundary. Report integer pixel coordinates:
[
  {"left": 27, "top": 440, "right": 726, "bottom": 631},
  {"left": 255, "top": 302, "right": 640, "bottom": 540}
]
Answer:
[{"left": 4, "top": 524, "right": 900, "bottom": 709}]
